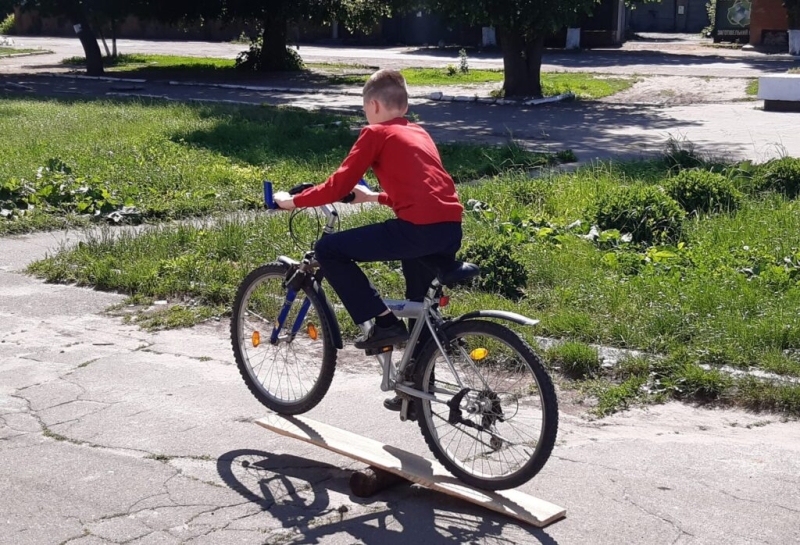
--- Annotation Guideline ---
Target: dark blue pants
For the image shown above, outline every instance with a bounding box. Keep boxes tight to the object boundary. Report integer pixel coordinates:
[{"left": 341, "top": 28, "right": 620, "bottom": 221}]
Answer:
[{"left": 314, "top": 219, "right": 462, "bottom": 324}]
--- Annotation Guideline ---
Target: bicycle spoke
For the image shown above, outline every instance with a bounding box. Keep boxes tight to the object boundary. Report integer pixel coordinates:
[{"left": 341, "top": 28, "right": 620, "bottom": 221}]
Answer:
[{"left": 416, "top": 320, "right": 556, "bottom": 487}]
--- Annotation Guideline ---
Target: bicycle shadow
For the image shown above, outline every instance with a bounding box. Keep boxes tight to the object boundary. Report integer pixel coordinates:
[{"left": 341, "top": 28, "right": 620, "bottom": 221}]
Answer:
[{"left": 217, "top": 448, "right": 560, "bottom": 544}]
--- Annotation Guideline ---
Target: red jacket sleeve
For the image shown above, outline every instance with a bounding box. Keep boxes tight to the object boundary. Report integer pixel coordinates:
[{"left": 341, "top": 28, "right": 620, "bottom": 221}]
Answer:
[{"left": 292, "top": 126, "right": 380, "bottom": 208}]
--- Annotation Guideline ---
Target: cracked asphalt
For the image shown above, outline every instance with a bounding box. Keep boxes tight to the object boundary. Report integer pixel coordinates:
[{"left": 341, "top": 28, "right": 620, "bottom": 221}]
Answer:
[{"left": 1, "top": 37, "right": 800, "bottom": 544}]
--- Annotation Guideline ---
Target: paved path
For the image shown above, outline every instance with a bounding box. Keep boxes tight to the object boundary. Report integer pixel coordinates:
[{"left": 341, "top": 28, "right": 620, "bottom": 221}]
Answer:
[
  {"left": 4, "top": 37, "right": 800, "bottom": 162},
  {"left": 3, "top": 36, "right": 800, "bottom": 78},
  {"left": 2, "top": 37, "right": 800, "bottom": 544},
  {"left": 2, "top": 229, "right": 799, "bottom": 545}
]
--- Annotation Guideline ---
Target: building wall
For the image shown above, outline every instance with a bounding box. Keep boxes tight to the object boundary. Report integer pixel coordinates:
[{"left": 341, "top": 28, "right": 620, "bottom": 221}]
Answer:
[
  {"left": 627, "top": 0, "right": 710, "bottom": 33},
  {"left": 750, "top": 0, "right": 788, "bottom": 45}
]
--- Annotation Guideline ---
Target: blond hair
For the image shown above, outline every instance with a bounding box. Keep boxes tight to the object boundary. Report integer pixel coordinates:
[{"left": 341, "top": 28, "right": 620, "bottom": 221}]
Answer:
[{"left": 363, "top": 69, "right": 408, "bottom": 111}]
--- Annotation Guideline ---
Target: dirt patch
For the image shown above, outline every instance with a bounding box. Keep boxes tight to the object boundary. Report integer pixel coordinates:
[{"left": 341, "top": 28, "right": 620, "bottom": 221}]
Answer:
[{"left": 599, "top": 75, "right": 754, "bottom": 105}]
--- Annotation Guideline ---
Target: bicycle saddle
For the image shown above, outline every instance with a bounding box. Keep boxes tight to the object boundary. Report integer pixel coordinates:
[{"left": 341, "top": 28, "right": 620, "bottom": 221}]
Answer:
[{"left": 437, "top": 261, "right": 480, "bottom": 287}]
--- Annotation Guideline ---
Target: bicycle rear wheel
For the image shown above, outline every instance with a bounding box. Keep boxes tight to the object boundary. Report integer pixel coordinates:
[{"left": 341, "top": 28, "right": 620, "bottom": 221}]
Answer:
[
  {"left": 231, "top": 263, "right": 336, "bottom": 414},
  {"left": 413, "top": 319, "right": 558, "bottom": 490}
]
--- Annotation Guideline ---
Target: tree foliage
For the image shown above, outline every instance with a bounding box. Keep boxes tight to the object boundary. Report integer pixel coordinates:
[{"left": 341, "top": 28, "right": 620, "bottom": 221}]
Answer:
[{"left": 424, "top": 0, "right": 599, "bottom": 97}]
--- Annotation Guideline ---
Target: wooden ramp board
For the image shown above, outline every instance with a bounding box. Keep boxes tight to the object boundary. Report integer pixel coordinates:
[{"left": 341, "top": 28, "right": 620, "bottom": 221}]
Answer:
[{"left": 256, "top": 413, "right": 566, "bottom": 528}]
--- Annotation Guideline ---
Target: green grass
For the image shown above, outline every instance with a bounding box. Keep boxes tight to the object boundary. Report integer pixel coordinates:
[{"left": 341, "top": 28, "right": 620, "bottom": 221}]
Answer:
[
  {"left": 0, "top": 47, "right": 42, "bottom": 57},
  {"left": 545, "top": 341, "right": 601, "bottom": 379},
  {"left": 746, "top": 79, "right": 759, "bottom": 96},
  {"left": 0, "top": 96, "right": 570, "bottom": 234},
  {"left": 28, "top": 154, "right": 800, "bottom": 416},
  {"left": 18, "top": 101, "right": 800, "bottom": 417},
  {"left": 62, "top": 53, "right": 237, "bottom": 72},
  {"left": 337, "top": 69, "right": 635, "bottom": 99},
  {"left": 541, "top": 73, "right": 635, "bottom": 100}
]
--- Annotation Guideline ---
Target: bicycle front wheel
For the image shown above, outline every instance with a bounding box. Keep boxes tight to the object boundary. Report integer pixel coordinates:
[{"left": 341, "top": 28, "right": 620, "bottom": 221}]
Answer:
[
  {"left": 231, "top": 263, "right": 337, "bottom": 414},
  {"left": 413, "top": 319, "right": 558, "bottom": 490}
]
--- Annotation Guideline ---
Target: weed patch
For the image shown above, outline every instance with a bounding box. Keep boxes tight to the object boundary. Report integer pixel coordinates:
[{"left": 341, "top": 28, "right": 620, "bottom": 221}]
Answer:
[{"left": 546, "top": 341, "right": 601, "bottom": 379}]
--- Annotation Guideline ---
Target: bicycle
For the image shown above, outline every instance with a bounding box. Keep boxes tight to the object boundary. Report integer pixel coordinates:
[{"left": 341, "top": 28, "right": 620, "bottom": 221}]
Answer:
[{"left": 230, "top": 181, "right": 558, "bottom": 491}]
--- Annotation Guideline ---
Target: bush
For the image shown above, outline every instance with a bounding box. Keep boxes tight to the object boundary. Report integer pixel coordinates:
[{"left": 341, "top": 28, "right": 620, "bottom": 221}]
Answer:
[
  {"left": 664, "top": 169, "right": 742, "bottom": 215},
  {"left": 754, "top": 157, "right": 800, "bottom": 199},
  {"left": 459, "top": 238, "right": 528, "bottom": 300},
  {"left": 546, "top": 341, "right": 601, "bottom": 379},
  {"left": 592, "top": 185, "right": 685, "bottom": 245},
  {"left": 235, "top": 39, "right": 304, "bottom": 72},
  {"left": 0, "top": 13, "right": 14, "bottom": 35}
]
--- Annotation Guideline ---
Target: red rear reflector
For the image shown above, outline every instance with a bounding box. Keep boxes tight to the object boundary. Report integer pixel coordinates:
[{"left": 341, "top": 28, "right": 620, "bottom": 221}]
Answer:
[{"left": 439, "top": 296, "right": 450, "bottom": 307}]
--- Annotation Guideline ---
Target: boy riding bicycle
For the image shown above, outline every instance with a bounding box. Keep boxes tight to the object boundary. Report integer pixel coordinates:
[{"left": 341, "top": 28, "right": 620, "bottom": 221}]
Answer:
[{"left": 273, "top": 69, "right": 464, "bottom": 360}]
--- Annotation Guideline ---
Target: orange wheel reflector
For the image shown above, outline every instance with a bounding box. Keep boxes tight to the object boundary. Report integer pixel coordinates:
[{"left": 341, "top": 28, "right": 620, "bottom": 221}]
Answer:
[
  {"left": 307, "top": 323, "right": 318, "bottom": 340},
  {"left": 470, "top": 348, "right": 488, "bottom": 361},
  {"left": 252, "top": 331, "right": 261, "bottom": 347}
]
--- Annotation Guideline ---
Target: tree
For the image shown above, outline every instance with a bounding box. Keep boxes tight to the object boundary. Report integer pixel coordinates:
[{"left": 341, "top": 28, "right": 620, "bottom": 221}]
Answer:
[
  {"left": 212, "top": 0, "right": 396, "bottom": 71},
  {"left": 424, "top": 0, "right": 599, "bottom": 97},
  {"left": 16, "top": 0, "right": 136, "bottom": 76}
]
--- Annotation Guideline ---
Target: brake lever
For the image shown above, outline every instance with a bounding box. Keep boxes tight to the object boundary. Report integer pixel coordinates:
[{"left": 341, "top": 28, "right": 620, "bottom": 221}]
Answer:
[{"left": 340, "top": 179, "right": 371, "bottom": 204}]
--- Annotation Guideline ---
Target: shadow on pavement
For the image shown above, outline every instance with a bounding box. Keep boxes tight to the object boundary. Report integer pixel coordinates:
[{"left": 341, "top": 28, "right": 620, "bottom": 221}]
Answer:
[
  {"left": 217, "top": 448, "right": 559, "bottom": 544},
  {"left": 541, "top": 51, "right": 800, "bottom": 73},
  {"left": 411, "top": 100, "right": 700, "bottom": 160}
]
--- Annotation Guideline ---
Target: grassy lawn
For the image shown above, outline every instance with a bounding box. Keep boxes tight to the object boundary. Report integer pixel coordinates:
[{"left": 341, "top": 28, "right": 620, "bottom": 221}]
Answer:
[
  {"left": 25, "top": 129, "right": 800, "bottom": 416},
  {"left": 0, "top": 96, "right": 571, "bottom": 235},
  {"left": 746, "top": 79, "right": 759, "bottom": 96},
  {"left": 61, "top": 53, "right": 634, "bottom": 99},
  {"left": 0, "top": 47, "right": 44, "bottom": 57}
]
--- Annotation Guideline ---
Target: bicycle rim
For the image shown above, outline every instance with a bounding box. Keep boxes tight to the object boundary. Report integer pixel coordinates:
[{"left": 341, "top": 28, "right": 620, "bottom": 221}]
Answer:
[
  {"left": 231, "top": 263, "right": 335, "bottom": 414},
  {"left": 415, "top": 320, "right": 557, "bottom": 490}
]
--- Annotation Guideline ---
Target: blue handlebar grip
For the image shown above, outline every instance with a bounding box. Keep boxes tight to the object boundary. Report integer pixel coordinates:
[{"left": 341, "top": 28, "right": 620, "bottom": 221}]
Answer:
[
  {"left": 263, "top": 180, "right": 277, "bottom": 210},
  {"left": 358, "top": 179, "right": 369, "bottom": 188}
]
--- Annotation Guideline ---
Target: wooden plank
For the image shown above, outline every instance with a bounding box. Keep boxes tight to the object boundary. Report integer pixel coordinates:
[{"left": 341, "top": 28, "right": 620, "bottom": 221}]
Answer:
[{"left": 255, "top": 413, "right": 566, "bottom": 528}]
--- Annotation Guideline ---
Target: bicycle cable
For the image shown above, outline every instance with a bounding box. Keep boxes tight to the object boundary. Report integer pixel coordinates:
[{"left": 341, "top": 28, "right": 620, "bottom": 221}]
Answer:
[{"left": 288, "top": 205, "right": 340, "bottom": 249}]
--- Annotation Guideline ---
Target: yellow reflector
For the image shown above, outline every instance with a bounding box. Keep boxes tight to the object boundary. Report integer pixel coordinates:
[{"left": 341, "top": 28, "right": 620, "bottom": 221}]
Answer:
[
  {"left": 470, "top": 348, "right": 488, "bottom": 360},
  {"left": 252, "top": 331, "right": 261, "bottom": 347},
  {"left": 307, "top": 323, "right": 318, "bottom": 340}
]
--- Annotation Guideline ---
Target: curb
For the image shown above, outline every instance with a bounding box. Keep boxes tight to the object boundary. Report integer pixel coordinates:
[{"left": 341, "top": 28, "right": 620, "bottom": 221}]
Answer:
[
  {"left": 428, "top": 91, "right": 575, "bottom": 106},
  {"left": 168, "top": 80, "right": 364, "bottom": 96},
  {"left": 49, "top": 73, "right": 148, "bottom": 84},
  {"left": 105, "top": 91, "right": 361, "bottom": 115},
  {"left": 106, "top": 91, "right": 261, "bottom": 107}
]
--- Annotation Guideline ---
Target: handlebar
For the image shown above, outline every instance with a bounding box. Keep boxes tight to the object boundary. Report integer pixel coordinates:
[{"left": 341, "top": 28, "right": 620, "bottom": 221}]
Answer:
[{"left": 263, "top": 179, "right": 369, "bottom": 210}]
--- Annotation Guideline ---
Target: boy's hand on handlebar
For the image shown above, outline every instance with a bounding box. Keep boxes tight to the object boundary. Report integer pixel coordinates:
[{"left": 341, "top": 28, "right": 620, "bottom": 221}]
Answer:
[
  {"left": 350, "top": 184, "right": 380, "bottom": 204},
  {"left": 273, "top": 191, "right": 297, "bottom": 210}
]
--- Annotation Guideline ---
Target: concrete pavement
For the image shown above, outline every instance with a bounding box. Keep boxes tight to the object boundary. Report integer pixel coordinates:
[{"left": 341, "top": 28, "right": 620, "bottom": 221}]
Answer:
[
  {"left": 1, "top": 229, "right": 799, "bottom": 544},
  {"left": 2, "top": 37, "right": 800, "bottom": 544}
]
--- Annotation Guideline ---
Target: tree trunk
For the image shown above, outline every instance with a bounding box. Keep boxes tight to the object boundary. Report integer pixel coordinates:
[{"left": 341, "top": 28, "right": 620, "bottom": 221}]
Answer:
[
  {"left": 499, "top": 28, "right": 544, "bottom": 98},
  {"left": 258, "top": 15, "right": 290, "bottom": 71},
  {"left": 71, "top": 6, "right": 104, "bottom": 75},
  {"left": 111, "top": 20, "right": 117, "bottom": 58}
]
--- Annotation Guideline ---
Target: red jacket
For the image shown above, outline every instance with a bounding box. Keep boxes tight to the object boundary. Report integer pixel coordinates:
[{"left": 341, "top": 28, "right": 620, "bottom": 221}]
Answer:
[{"left": 293, "top": 118, "right": 463, "bottom": 225}]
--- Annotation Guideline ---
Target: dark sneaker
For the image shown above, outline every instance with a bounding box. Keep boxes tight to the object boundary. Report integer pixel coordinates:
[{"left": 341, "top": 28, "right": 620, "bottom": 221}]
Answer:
[
  {"left": 383, "top": 396, "right": 403, "bottom": 411},
  {"left": 354, "top": 320, "right": 409, "bottom": 350},
  {"left": 383, "top": 395, "right": 416, "bottom": 421}
]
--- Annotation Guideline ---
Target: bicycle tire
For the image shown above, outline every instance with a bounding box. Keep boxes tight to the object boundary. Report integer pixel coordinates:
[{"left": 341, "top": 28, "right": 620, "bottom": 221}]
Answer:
[
  {"left": 413, "top": 319, "right": 558, "bottom": 490},
  {"left": 231, "top": 262, "right": 337, "bottom": 414}
]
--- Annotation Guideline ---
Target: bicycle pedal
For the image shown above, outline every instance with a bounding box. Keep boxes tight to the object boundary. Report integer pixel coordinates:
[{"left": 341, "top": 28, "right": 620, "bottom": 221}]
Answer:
[{"left": 364, "top": 345, "right": 393, "bottom": 357}]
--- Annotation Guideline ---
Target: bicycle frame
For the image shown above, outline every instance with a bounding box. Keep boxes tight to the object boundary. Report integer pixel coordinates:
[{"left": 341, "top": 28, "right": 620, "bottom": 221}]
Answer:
[{"left": 264, "top": 181, "right": 538, "bottom": 422}]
